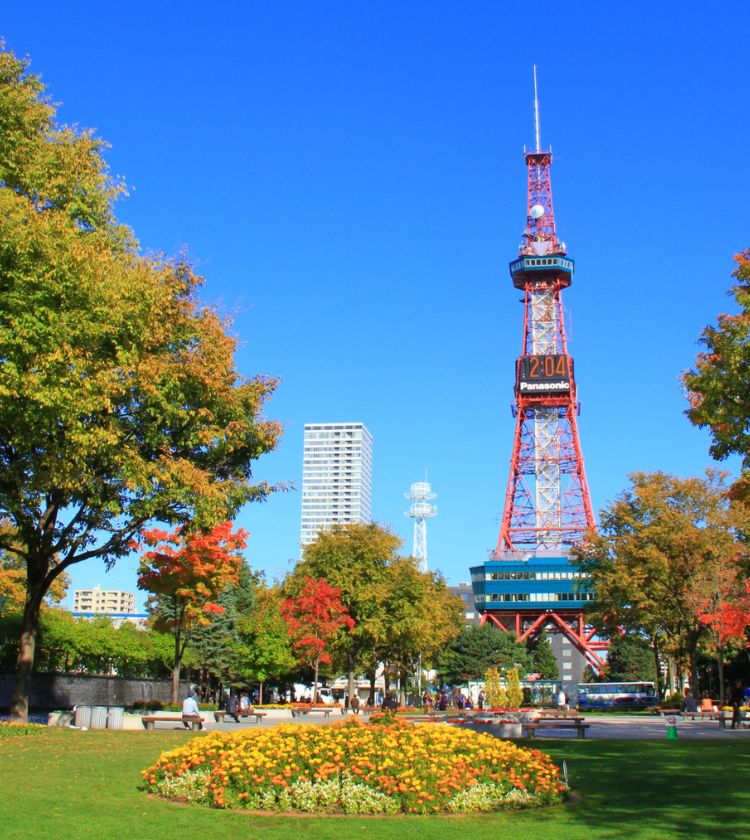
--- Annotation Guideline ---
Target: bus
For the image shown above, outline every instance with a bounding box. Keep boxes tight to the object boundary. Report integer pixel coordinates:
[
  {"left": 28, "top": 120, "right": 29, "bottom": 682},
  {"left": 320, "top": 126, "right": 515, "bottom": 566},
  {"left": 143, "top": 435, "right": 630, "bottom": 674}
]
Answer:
[{"left": 576, "top": 681, "right": 658, "bottom": 711}]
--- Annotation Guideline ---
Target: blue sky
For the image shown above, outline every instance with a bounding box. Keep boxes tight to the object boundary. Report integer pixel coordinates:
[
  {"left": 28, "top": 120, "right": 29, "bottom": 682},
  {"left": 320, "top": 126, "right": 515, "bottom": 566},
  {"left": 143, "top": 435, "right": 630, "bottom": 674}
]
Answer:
[{"left": 3, "top": 3, "right": 749, "bottom": 608}]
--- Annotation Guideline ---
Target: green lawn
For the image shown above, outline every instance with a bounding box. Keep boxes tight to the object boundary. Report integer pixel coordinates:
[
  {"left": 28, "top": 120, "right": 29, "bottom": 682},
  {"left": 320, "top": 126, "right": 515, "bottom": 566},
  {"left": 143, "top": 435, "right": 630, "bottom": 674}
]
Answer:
[{"left": 1, "top": 729, "right": 748, "bottom": 840}]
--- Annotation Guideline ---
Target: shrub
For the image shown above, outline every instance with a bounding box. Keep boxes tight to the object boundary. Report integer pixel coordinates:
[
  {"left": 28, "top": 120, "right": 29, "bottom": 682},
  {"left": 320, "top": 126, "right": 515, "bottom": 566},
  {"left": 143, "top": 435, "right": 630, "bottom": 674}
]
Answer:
[
  {"left": 142, "top": 718, "right": 565, "bottom": 814},
  {"left": 0, "top": 722, "right": 46, "bottom": 737}
]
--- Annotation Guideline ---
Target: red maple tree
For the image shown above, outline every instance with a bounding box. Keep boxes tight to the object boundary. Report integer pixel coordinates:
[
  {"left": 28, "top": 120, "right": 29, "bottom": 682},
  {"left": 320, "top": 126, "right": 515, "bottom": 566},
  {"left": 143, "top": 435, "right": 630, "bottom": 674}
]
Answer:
[
  {"left": 137, "top": 521, "right": 247, "bottom": 702},
  {"left": 280, "top": 576, "right": 354, "bottom": 702},
  {"left": 690, "top": 560, "right": 750, "bottom": 703}
]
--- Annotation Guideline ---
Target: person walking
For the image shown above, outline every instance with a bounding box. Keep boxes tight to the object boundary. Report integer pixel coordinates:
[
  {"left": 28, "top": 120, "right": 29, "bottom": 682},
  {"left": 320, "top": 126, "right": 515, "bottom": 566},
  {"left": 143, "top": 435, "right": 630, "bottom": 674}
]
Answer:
[
  {"left": 730, "top": 678, "right": 745, "bottom": 729},
  {"left": 556, "top": 687, "right": 567, "bottom": 711}
]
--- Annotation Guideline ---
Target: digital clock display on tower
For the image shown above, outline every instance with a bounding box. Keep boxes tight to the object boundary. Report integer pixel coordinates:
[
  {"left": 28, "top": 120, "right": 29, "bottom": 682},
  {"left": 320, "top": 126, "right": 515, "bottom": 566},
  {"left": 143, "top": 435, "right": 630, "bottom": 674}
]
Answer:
[{"left": 516, "top": 354, "right": 572, "bottom": 394}]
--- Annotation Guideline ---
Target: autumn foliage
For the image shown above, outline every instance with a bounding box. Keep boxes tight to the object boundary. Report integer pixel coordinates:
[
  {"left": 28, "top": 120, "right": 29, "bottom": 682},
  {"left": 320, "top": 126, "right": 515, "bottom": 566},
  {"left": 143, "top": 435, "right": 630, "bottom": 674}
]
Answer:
[
  {"left": 137, "top": 521, "right": 248, "bottom": 700},
  {"left": 280, "top": 576, "right": 354, "bottom": 694}
]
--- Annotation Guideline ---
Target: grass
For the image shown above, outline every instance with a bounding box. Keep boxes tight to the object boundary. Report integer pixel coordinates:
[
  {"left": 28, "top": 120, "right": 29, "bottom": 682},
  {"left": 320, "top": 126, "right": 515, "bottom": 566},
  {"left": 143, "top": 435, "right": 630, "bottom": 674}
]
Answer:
[{"left": 1, "top": 729, "right": 748, "bottom": 840}]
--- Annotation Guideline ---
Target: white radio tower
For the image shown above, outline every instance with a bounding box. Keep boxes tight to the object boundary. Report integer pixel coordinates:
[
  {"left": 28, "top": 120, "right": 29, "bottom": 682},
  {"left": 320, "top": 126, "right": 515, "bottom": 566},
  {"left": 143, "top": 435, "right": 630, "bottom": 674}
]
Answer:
[{"left": 404, "top": 481, "right": 437, "bottom": 572}]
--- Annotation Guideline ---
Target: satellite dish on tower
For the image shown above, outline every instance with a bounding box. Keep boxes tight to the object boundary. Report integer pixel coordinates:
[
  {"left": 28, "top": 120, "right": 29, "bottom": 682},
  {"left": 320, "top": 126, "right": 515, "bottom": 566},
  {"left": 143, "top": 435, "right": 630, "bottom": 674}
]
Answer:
[{"left": 530, "top": 204, "right": 545, "bottom": 219}]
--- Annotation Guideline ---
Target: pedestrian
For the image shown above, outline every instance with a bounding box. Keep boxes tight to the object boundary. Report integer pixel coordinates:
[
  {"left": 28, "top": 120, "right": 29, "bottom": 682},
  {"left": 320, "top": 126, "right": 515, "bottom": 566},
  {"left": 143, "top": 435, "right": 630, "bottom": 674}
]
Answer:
[
  {"left": 556, "top": 687, "right": 567, "bottom": 711},
  {"left": 478, "top": 690, "right": 485, "bottom": 710},
  {"left": 381, "top": 692, "right": 398, "bottom": 712},
  {"left": 350, "top": 694, "right": 361, "bottom": 715},
  {"left": 730, "top": 678, "right": 745, "bottom": 729},
  {"left": 182, "top": 690, "right": 204, "bottom": 730}
]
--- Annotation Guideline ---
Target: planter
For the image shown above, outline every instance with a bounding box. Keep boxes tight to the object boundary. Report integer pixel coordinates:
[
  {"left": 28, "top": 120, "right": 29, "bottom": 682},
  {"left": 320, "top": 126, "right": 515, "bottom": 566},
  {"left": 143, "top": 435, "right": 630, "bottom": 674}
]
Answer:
[
  {"left": 48, "top": 711, "right": 73, "bottom": 727},
  {"left": 497, "top": 722, "right": 523, "bottom": 738}
]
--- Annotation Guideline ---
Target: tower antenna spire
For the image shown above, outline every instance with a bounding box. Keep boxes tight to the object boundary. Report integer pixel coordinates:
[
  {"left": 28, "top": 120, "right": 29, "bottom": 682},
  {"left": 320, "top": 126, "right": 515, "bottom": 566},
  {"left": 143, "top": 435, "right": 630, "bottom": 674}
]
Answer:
[{"left": 533, "top": 65, "right": 541, "bottom": 153}]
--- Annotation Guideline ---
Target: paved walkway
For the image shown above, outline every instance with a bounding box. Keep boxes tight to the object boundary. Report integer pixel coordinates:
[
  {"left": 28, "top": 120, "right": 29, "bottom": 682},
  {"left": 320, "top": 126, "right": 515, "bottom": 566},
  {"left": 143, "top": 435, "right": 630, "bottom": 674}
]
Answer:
[{"left": 199, "top": 712, "right": 750, "bottom": 740}]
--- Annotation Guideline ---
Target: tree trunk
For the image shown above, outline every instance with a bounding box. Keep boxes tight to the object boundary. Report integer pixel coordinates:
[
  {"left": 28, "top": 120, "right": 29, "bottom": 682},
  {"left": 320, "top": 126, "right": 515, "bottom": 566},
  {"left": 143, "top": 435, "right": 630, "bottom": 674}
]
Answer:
[
  {"left": 10, "top": 595, "right": 43, "bottom": 722},
  {"left": 689, "top": 643, "right": 699, "bottom": 698},
  {"left": 718, "top": 642, "right": 725, "bottom": 706},
  {"left": 259, "top": 681, "right": 264, "bottom": 705},
  {"left": 347, "top": 662, "right": 356, "bottom": 706},
  {"left": 368, "top": 669, "right": 376, "bottom": 706},
  {"left": 653, "top": 640, "right": 663, "bottom": 699},
  {"left": 313, "top": 658, "right": 320, "bottom": 703},
  {"left": 171, "top": 664, "right": 182, "bottom": 705},
  {"left": 399, "top": 665, "right": 408, "bottom": 707},
  {"left": 10, "top": 558, "right": 49, "bottom": 723}
]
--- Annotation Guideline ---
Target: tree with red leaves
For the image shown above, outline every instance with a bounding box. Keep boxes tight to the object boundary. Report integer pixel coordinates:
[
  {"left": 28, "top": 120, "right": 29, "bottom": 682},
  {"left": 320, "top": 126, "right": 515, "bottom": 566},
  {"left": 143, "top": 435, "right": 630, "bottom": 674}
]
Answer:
[
  {"left": 138, "top": 522, "right": 247, "bottom": 702},
  {"left": 280, "top": 576, "right": 354, "bottom": 702},
  {"left": 692, "top": 570, "right": 750, "bottom": 703}
]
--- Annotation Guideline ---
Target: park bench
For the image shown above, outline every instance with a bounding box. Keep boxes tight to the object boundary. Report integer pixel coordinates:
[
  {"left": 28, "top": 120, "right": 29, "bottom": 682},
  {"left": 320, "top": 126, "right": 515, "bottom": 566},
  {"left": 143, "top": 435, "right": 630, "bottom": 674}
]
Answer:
[
  {"left": 142, "top": 714, "right": 203, "bottom": 731},
  {"left": 682, "top": 711, "right": 720, "bottom": 721},
  {"left": 291, "top": 704, "right": 335, "bottom": 718},
  {"left": 213, "top": 709, "right": 266, "bottom": 724},
  {"left": 523, "top": 717, "right": 589, "bottom": 739},
  {"left": 719, "top": 712, "right": 750, "bottom": 729},
  {"left": 535, "top": 710, "right": 584, "bottom": 719}
]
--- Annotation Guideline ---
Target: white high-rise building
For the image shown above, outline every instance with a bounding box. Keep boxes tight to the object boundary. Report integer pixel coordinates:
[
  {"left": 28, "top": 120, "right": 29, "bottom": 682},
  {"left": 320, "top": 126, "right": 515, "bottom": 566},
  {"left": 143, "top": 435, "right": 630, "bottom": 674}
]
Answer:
[{"left": 300, "top": 422, "right": 373, "bottom": 546}]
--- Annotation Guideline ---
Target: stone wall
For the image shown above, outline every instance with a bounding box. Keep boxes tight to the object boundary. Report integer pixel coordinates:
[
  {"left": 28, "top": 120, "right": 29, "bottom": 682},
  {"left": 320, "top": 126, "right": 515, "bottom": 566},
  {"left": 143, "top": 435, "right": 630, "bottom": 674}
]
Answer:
[{"left": 0, "top": 672, "right": 190, "bottom": 711}]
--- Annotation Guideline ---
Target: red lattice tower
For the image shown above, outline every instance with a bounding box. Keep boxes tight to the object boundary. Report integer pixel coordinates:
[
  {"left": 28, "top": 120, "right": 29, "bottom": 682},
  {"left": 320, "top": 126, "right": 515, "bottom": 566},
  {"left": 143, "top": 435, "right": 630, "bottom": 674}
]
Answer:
[
  {"left": 475, "top": 71, "right": 606, "bottom": 675},
  {"left": 496, "top": 104, "right": 595, "bottom": 555}
]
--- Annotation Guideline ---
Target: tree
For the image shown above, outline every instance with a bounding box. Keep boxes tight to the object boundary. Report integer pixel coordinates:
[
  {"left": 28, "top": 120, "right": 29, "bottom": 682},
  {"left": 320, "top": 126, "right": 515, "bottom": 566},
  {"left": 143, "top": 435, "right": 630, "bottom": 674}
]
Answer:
[
  {"left": 684, "top": 249, "right": 750, "bottom": 468},
  {"left": 280, "top": 576, "right": 354, "bottom": 700},
  {"left": 137, "top": 522, "right": 247, "bottom": 702},
  {"left": 689, "top": 563, "right": 750, "bottom": 702},
  {"left": 438, "top": 624, "right": 532, "bottom": 686},
  {"left": 484, "top": 667, "right": 504, "bottom": 709},
  {"left": 235, "top": 585, "right": 296, "bottom": 702},
  {"left": 572, "top": 471, "right": 749, "bottom": 696},
  {"left": 605, "top": 635, "right": 657, "bottom": 682},
  {"left": 505, "top": 667, "right": 524, "bottom": 710},
  {"left": 188, "top": 560, "right": 258, "bottom": 690},
  {"left": 0, "top": 522, "right": 68, "bottom": 615},
  {"left": 0, "top": 48, "right": 280, "bottom": 720},
  {"left": 377, "top": 558, "right": 464, "bottom": 705},
  {"left": 288, "top": 524, "right": 401, "bottom": 700},
  {"left": 529, "top": 629, "right": 559, "bottom": 680}
]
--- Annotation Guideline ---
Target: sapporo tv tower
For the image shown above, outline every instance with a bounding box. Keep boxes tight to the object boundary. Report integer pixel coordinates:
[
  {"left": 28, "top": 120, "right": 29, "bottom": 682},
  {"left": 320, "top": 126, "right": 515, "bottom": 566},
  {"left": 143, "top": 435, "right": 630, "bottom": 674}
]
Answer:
[{"left": 470, "top": 69, "right": 606, "bottom": 674}]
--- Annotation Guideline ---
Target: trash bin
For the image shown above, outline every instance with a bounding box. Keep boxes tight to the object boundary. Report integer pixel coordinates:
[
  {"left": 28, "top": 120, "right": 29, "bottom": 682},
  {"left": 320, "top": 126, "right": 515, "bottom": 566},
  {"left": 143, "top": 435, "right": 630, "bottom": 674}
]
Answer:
[
  {"left": 75, "top": 705, "right": 92, "bottom": 729},
  {"left": 90, "top": 705, "right": 108, "bottom": 729},
  {"left": 107, "top": 706, "right": 124, "bottom": 730}
]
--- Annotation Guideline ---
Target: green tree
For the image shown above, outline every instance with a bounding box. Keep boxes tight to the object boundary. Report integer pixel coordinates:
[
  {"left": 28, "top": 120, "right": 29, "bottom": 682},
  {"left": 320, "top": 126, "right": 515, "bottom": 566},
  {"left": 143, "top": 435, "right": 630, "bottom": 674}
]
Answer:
[
  {"left": 438, "top": 624, "right": 532, "bottom": 685},
  {"left": 377, "top": 558, "right": 464, "bottom": 704},
  {"left": 189, "top": 561, "right": 258, "bottom": 688},
  {"left": 234, "top": 585, "right": 296, "bottom": 701},
  {"left": 572, "top": 471, "right": 749, "bottom": 696},
  {"left": 684, "top": 249, "right": 750, "bottom": 468},
  {"left": 605, "top": 635, "right": 657, "bottom": 682},
  {"left": 529, "top": 629, "right": 559, "bottom": 680},
  {"left": 0, "top": 48, "right": 280, "bottom": 720}
]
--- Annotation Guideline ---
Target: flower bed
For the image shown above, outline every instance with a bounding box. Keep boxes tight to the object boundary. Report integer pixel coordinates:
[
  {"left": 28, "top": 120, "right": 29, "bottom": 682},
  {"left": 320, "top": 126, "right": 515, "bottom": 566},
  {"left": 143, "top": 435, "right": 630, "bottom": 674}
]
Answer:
[
  {"left": 0, "top": 722, "right": 46, "bottom": 737},
  {"left": 142, "top": 716, "right": 565, "bottom": 814}
]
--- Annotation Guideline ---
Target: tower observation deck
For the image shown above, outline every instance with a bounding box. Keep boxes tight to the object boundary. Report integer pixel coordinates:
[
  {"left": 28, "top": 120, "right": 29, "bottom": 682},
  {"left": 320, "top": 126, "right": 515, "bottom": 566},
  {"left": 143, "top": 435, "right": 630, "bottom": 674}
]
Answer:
[{"left": 470, "top": 70, "right": 605, "bottom": 673}]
